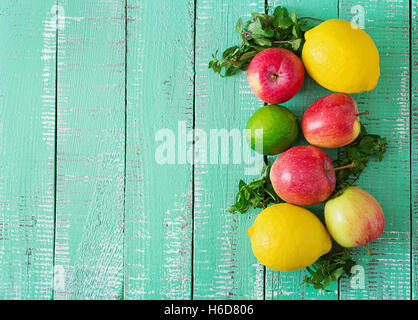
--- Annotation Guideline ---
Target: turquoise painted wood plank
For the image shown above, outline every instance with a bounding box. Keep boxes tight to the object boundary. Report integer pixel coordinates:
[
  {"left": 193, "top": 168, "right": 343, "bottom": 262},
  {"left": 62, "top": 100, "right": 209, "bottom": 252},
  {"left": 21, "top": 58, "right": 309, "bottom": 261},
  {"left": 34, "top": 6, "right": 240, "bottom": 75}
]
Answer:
[
  {"left": 193, "top": 0, "right": 266, "bottom": 300},
  {"left": 0, "top": 0, "right": 57, "bottom": 299},
  {"left": 412, "top": 0, "right": 418, "bottom": 300},
  {"left": 264, "top": 0, "right": 339, "bottom": 300},
  {"left": 53, "top": 0, "right": 125, "bottom": 299},
  {"left": 338, "top": 0, "right": 411, "bottom": 300},
  {"left": 0, "top": 0, "right": 414, "bottom": 300},
  {"left": 124, "top": 0, "right": 194, "bottom": 299}
]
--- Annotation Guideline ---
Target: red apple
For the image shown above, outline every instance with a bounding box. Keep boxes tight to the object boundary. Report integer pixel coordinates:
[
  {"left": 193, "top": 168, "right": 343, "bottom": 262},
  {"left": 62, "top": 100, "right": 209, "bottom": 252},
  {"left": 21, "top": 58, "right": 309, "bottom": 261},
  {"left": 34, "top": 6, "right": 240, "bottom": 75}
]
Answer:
[
  {"left": 324, "top": 186, "right": 385, "bottom": 251},
  {"left": 301, "top": 93, "right": 363, "bottom": 148},
  {"left": 247, "top": 48, "right": 305, "bottom": 104},
  {"left": 270, "top": 146, "right": 336, "bottom": 206}
]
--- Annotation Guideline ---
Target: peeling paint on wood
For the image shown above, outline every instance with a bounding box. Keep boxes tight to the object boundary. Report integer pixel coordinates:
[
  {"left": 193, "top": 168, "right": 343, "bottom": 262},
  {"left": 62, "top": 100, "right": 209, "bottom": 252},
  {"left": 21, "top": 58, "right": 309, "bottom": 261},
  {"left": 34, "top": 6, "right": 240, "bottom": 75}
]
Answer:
[
  {"left": 0, "top": 0, "right": 57, "bottom": 300},
  {"left": 411, "top": 0, "right": 417, "bottom": 301},
  {"left": 53, "top": 0, "right": 125, "bottom": 299},
  {"left": 124, "top": 0, "right": 194, "bottom": 299}
]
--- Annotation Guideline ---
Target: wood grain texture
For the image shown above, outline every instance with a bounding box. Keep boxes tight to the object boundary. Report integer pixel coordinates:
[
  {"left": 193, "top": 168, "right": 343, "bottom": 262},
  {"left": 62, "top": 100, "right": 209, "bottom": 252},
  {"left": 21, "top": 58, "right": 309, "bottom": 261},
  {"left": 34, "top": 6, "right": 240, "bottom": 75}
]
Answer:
[
  {"left": 338, "top": 0, "right": 411, "bottom": 300},
  {"left": 53, "top": 0, "right": 125, "bottom": 299},
  {"left": 193, "top": 0, "right": 266, "bottom": 300},
  {"left": 0, "top": 0, "right": 415, "bottom": 300},
  {"left": 124, "top": 0, "right": 194, "bottom": 299},
  {"left": 0, "top": 0, "right": 56, "bottom": 299},
  {"left": 412, "top": 0, "right": 418, "bottom": 301}
]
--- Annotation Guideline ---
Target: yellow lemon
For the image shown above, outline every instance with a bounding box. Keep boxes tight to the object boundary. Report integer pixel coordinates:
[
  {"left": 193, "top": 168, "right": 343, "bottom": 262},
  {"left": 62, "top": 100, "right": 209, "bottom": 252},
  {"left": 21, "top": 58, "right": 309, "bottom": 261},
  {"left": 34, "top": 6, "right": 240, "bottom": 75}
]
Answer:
[
  {"left": 247, "top": 203, "right": 331, "bottom": 272},
  {"left": 302, "top": 19, "right": 380, "bottom": 93}
]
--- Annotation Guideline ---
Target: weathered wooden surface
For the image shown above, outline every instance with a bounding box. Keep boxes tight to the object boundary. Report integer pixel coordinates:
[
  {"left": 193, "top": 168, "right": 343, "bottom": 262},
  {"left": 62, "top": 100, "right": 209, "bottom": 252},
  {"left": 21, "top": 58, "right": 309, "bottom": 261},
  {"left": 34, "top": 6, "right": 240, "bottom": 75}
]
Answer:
[
  {"left": 412, "top": 0, "right": 418, "bottom": 300},
  {"left": 0, "top": 0, "right": 415, "bottom": 299},
  {"left": 53, "top": 0, "right": 125, "bottom": 299},
  {"left": 124, "top": 0, "right": 194, "bottom": 299},
  {"left": 0, "top": 0, "right": 56, "bottom": 299}
]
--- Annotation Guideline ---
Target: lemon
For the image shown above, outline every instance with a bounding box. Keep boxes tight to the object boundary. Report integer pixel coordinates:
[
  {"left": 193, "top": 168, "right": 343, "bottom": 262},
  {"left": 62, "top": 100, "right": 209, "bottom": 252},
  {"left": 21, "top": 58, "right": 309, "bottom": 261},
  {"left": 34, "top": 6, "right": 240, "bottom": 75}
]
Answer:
[
  {"left": 247, "top": 203, "right": 331, "bottom": 271},
  {"left": 302, "top": 19, "right": 380, "bottom": 93}
]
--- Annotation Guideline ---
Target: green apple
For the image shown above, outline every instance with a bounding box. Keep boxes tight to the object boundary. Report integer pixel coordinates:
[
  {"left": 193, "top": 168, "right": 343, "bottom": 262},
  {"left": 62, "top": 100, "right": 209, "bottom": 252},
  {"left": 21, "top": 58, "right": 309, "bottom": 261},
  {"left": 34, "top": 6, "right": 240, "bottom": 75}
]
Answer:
[{"left": 324, "top": 186, "right": 385, "bottom": 250}]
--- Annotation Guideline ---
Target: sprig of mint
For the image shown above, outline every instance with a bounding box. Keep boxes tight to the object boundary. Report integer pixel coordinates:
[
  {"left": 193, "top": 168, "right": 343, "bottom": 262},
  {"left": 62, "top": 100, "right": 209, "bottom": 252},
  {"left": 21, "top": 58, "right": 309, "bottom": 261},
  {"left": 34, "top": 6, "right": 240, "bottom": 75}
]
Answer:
[
  {"left": 227, "top": 162, "right": 282, "bottom": 214},
  {"left": 304, "top": 243, "right": 356, "bottom": 292},
  {"left": 209, "top": 6, "right": 323, "bottom": 77},
  {"left": 332, "top": 124, "right": 387, "bottom": 195}
]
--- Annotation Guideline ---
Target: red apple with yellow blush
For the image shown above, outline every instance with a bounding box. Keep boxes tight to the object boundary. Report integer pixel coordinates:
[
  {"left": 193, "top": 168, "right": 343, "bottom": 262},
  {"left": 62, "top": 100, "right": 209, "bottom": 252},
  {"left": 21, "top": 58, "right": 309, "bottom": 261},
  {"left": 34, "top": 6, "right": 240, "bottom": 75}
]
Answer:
[
  {"left": 270, "top": 146, "right": 354, "bottom": 206},
  {"left": 324, "top": 186, "right": 385, "bottom": 254},
  {"left": 247, "top": 48, "right": 305, "bottom": 104},
  {"left": 301, "top": 93, "right": 367, "bottom": 148}
]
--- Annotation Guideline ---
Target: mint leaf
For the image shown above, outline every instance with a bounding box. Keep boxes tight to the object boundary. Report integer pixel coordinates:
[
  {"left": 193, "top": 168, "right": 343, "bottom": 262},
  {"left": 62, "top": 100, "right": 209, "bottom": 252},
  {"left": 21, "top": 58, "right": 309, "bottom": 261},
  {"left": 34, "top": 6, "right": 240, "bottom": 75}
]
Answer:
[
  {"left": 209, "top": 5, "right": 322, "bottom": 77},
  {"left": 235, "top": 17, "right": 243, "bottom": 34},
  {"left": 304, "top": 244, "right": 356, "bottom": 292},
  {"left": 333, "top": 124, "right": 387, "bottom": 195},
  {"left": 227, "top": 163, "right": 282, "bottom": 214}
]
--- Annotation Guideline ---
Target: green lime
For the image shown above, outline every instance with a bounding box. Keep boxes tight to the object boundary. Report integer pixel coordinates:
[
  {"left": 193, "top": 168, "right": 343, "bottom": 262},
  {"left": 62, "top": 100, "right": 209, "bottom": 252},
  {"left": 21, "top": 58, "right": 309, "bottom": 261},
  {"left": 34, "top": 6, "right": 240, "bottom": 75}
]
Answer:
[{"left": 245, "top": 105, "right": 299, "bottom": 155}]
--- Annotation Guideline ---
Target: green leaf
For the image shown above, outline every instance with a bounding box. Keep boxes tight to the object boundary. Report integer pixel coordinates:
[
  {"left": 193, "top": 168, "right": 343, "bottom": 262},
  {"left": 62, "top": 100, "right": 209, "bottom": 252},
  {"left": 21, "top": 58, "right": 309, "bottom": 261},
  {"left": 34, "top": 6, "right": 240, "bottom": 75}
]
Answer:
[
  {"left": 248, "top": 180, "right": 265, "bottom": 189},
  {"left": 289, "top": 11, "right": 297, "bottom": 23},
  {"left": 238, "top": 180, "right": 246, "bottom": 191},
  {"left": 252, "top": 27, "right": 267, "bottom": 37},
  {"left": 222, "top": 46, "right": 239, "bottom": 59},
  {"left": 279, "top": 16, "right": 293, "bottom": 29},
  {"left": 290, "top": 38, "right": 302, "bottom": 51},
  {"left": 264, "top": 28, "right": 275, "bottom": 37},
  {"left": 248, "top": 18, "right": 262, "bottom": 32},
  {"left": 248, "top": 43, "right": 265, "bottom": 51},
  {"left": 235, "top": 17, "right": 243, "bottom": 34},
  {"left": 243, "top": 188, "right": 251, "bottom": 200},
  {"left": 273, "top": 6, "right": 288, "bottom": 16},
  {"left": 239, "top": 50, "right": 258, "bottom": 61},
  {"left": 300, "top": 23, "right": 311, "bottom": 32},
  {"left": 303, "top": 244, "right": 356, "bottom": 292},
  {"left": 251, "top": 12, "right": 269, "bottom": 25},
  {"left": 253, "top": 37, "right": 272, "bottom": 47},
  {"left": 227, "top": 162, "right": 282, "bottom": 214},
  {"left": 223, "top": 66, "right": 240, "bottom": 77},
  {"left": 292, "top": 25, "right": 299, "bottom": 38}
]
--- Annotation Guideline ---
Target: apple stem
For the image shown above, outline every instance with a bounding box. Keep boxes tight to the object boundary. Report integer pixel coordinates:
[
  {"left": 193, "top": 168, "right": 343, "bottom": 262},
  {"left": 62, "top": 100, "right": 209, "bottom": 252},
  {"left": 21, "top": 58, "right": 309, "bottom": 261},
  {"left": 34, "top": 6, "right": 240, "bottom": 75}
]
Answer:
[
  {"left": 270, "top": 73, "right": 279, "bottom": 80},
  {"left": 365, "top": 244, "right": 373, "bottom": 256},
  {"left": 327, "top": 162, "right": 355, "bottom": 172},
  {"left": 356, "top": 111, "right": 370, "bottom": 117}
]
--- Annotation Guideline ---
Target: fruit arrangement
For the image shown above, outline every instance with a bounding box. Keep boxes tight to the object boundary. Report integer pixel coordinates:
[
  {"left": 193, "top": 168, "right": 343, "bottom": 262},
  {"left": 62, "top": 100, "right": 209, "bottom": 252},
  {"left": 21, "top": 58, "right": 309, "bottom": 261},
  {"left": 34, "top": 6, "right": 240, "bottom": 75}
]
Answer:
[{"left": 209, "top": 6, "right": 387, "bottom": 291}]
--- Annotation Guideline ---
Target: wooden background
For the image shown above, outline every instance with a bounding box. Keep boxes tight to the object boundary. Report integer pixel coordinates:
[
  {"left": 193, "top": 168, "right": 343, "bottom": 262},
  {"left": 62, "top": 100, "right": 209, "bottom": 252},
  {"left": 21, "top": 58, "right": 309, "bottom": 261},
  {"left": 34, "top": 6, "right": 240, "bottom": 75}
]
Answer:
[{"left": 0, "top": 0, "right": 415, "bottom": 300}]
